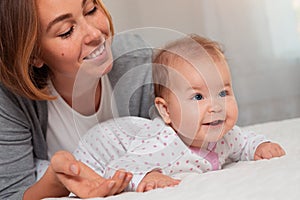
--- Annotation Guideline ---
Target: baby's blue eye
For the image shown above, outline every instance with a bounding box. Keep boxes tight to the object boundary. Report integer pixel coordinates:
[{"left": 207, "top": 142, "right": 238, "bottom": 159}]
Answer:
[
  {"left": 219, "top": 90, "right": 227, "bottom": 97},
  {"left": 192, "top": 94, "right": 203, "bottom": 100}
]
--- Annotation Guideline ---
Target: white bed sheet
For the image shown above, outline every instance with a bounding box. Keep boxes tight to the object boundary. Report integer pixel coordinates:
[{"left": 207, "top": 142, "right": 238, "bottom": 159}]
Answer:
[{"left": 45, "top": 117, "right": 300, "bottom": 200}]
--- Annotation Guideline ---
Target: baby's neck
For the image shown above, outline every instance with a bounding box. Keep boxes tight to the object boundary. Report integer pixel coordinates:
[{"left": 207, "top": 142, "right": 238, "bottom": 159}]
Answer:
[{"left": 190, "top": 141, "right": 209, "bottom": 150}]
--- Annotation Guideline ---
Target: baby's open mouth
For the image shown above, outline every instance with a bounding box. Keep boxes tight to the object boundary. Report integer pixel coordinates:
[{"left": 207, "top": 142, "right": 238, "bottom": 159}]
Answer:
[{"left": 202, "top": 120, "right": 224, "bottom": 126}]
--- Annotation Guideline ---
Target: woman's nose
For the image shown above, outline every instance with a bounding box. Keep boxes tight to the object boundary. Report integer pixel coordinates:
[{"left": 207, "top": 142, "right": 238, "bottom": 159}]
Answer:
[{"left": 83, "top": 22, "right": 102, "bottom": 45}]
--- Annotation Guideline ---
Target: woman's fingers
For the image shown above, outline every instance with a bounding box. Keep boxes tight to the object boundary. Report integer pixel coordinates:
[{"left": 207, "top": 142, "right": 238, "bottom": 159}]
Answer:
[
  {"left": 107, "top": 170, "right": 132, "bottom": 195},
  {"left": 118, "top": 172, "right": 133, "bottom": 193},
  {"left": 116, "top": 171, "right": 132, "bottom": 193},
  {"left": 50, "top": 151, "right": 133, "bottom": 198},
  {"left": 50, "top": 151, "right": 79, "bottom": 176},
  {"left": 83, "top": 179, "right": 116, "bottom": 198}
]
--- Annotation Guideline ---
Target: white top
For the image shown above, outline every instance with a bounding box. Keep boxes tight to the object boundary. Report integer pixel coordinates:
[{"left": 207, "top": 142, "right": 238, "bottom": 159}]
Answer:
[{"left": 46, "top": 75, "right": 118, "bottom": 158}]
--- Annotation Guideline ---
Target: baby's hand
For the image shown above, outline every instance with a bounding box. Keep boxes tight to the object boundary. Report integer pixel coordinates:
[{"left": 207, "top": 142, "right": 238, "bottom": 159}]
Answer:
[
  {"left": 254, "top": 142, "right": 286, "bottom": 160},
  {"left": 136, "top": 170, "right": 180, "bottom": 192}
]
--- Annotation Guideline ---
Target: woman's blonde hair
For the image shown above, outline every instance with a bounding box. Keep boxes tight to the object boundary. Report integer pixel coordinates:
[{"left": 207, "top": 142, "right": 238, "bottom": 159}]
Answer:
[
  {"left": 152, "top": 34, "right": 225, "bottom": 98},
  {"left": 0, "top": 0, "right": 114, "bottom": 100}
]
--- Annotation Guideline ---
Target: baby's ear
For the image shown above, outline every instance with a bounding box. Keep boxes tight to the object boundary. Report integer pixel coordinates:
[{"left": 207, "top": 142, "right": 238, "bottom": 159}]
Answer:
[{"left": 155, "top": 97, "right": 171, "bottom": 124}]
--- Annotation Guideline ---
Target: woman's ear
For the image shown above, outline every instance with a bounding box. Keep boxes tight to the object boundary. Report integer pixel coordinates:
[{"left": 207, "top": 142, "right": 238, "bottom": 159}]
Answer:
[
  {"left": 155, "top": 97, "right": 171, "bottom": 124},
  {"left": 31, "top": 57, "right": 44, "bottom": 68}
]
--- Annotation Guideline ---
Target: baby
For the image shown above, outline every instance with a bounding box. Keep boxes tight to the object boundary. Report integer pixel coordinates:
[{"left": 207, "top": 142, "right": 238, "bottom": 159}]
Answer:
[{"left": 73, "top": 34, "right": 285, "bottom": 191}]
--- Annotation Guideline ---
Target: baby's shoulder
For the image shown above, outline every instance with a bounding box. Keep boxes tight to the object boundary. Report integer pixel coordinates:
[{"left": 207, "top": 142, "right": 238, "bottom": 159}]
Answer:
[{"left": 220, "top": 125, "right": 246, "bottom": 143}]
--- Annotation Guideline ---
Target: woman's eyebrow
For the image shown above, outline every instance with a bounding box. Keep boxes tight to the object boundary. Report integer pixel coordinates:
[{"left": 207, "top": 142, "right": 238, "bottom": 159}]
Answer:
[
  {"left": 82, "top": 0, "right": 88, "bottom": 8},
  {"left": 46, "top": 0, "right": 88, "bottom": 33},
  {"left": 46, "top": 14, "right": 72, "bottom": 32}
]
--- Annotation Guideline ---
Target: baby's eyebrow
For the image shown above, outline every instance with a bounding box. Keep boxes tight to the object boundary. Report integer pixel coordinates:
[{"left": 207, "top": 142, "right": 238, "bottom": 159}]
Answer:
[
  {"left": 185, "top": 86, "right": 205, "bottom": 93},
  {"left": 223, "top": 82, "right": 232, "bottom": 88}
]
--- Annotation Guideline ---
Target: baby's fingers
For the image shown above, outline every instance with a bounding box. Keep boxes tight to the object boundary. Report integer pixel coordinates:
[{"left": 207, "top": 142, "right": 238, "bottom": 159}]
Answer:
[
  {"left": 272, "top": 145, "right": 286, "bottom": 157},
  {"left": 261, "top": 151, "right": 273, "bottom": 159},
  {"left": 136, "top": 181, "right": 147, "bottom": 192},
  {"left": 157, "top": 179, "right": 180, "bottom": 189},
  {"left": 144, "top": 181, "right": 156, "bottom": 192},
  {"left": 279, "top": 147, "right": 286, "bottom": 156},
  {"left": 137, "top": 181, "right": 156, "bottom": 192}
]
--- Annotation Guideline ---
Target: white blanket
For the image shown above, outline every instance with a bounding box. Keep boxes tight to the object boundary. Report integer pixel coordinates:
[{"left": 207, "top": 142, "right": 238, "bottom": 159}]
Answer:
[{"left": 45, "top": 118, "right": 300, "bottom": 200}]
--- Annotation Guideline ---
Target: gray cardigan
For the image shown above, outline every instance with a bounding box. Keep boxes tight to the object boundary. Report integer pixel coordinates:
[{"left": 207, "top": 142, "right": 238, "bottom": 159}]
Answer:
[{"left": 0, "top": 33, "right": 154, "bottom": 200}]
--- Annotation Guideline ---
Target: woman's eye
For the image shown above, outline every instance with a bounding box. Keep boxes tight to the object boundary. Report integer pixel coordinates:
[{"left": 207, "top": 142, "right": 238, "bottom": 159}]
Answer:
[
  {"left": 58, "top": 26, "right": 74, "bottom": 39},
  {"left": 192, "top": 94, "right": 203, "bottom": 100},
  {"left": 219, "top": 90, "right": 228, "bottom": 97},
  {"left": 85, "top": 6, "right": 97, "bottom": 16}
]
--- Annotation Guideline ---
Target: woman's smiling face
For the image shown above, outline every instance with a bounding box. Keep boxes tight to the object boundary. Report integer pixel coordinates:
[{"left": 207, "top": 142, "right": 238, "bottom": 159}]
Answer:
[{"left": 36, "top": 0, "right": 113, "bottom": 79}]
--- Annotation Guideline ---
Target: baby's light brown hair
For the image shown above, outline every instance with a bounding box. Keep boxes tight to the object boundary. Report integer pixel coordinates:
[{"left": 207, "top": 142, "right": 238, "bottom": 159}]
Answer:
[{"left": 152, "top": 34, "right": 225, "bottom": 98}]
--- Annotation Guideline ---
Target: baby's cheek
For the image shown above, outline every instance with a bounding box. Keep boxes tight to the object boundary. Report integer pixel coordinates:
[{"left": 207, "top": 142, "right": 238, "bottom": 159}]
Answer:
[{"left": 227, "top": 100, "right": 239, "bottom": 125}]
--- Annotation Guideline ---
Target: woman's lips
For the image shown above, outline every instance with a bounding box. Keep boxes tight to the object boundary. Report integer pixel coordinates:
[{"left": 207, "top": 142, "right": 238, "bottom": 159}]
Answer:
[{"left": 84, "top": 42, "right": 106, "bottom": 60}]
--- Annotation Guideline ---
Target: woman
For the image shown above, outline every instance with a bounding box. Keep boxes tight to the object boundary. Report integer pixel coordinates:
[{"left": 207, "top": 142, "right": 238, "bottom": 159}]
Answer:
[{"left": 0, "top": 0, "right": 162, "bottom": 199}]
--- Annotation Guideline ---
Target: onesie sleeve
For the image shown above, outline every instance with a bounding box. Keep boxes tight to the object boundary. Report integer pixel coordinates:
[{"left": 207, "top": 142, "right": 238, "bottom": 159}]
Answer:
[
  {"left": 73, "top": 119, "right": 132, "bottom": 176},
  {"left": 104, "top": 117, "right": 187, "bottom": 191},
  {"left": 224, "top": 126, "right": 269, "bottom": 161}
]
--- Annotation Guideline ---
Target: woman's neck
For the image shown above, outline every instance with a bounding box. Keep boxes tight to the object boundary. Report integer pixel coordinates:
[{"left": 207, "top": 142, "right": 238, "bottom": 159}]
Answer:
[{"left": 51, "top": 75, "right": 101, "bottom": 116}]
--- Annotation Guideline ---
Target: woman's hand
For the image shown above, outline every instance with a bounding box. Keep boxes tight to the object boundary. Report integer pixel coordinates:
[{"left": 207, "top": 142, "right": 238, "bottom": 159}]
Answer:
[
  {"left": 50, "top": 151, "right": 132, "bottom": 198},
  {"left": 136, "top": 170, "right": 180, "bottom": 192}
]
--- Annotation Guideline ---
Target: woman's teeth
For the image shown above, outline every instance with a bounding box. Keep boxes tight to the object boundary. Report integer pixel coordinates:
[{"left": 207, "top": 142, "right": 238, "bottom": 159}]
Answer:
[{"left": 85, "top": 44, "right": 105, "bottom": 59}]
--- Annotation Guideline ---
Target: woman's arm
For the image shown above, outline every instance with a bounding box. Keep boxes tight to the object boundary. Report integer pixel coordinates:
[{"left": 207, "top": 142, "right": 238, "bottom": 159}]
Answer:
[
  {"left": 24, "top": 151, "right": 132, "bottom": 199},
  {"left": 23, "top": 165, "right": 69, "bottom": 200},
  {"left": 0, "top": 86, "right": 131, "bottom": 199},
  {"left": 0, "top": 85, "right": 42, "bottom": 200}
]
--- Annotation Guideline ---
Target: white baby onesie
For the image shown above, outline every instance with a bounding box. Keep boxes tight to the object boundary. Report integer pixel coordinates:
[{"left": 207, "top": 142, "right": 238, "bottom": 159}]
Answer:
[{"left": 73, "top": 117, "right": 268, "bottom": 191}]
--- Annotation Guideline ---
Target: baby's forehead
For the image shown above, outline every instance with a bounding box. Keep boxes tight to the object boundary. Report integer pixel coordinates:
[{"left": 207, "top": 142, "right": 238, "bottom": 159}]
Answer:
[
  {"left": 166, "top": 56, "right": 229, "bottom": 87},
  {"left": 167, "top": 53, "right": 221, "bottom": 75}
]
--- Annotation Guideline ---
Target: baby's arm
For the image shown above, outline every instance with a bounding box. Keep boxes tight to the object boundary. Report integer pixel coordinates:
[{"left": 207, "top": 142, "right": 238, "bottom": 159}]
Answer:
[
  {"left": 254, "top": 142, "right": 285, "bottom": 160},
  {"left": 104, "top": 118, "right": 185, "bottom": 191},
  {"left": 224, "top": 126, "right": 269, "bottom": 161},
  {"left": 104, "top": 143, "right": 181, "bottom": 192},
  {"left": 226, "top": 126, "right": 285, "bottom": 161}
]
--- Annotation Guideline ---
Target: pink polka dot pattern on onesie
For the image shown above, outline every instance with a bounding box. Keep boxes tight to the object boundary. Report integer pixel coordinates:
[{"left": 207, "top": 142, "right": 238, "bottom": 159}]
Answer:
[{"left": 72, "top": 117, "right": 268, "bottom": 191}]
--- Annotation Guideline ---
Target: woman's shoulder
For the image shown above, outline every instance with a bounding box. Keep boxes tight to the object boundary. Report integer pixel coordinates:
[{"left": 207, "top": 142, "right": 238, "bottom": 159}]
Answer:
[
  {"left": 109, "top": 33, "right": 153, "bottom": 81},
  {"left": 0, "top": 83, "right": 21, "bottom": 108},
  {"left": 111, "top": 33, "right": 152, "bottom": 59},
  {"left": 109, "top": 33, "right": 152, "bottom": 80},
  {"left": 108, "top": 33, "right": 155, "bottom": 118},
  {"left": 0, "top": 82, "right": 47, "bottom": 124},
  {"left": 0, "top": 83, "right": 46, "bottom": 109}
]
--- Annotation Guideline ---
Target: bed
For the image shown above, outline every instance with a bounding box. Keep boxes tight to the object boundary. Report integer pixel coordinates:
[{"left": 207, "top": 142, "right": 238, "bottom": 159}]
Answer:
[{"left": 45, "top": 117, "right": 300, "bottom": 200}]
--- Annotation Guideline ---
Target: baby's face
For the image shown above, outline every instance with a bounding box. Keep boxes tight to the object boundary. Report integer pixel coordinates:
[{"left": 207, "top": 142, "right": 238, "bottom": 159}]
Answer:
[{"left": 164, "top": 56, "right": 238, "bottom": 148}]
